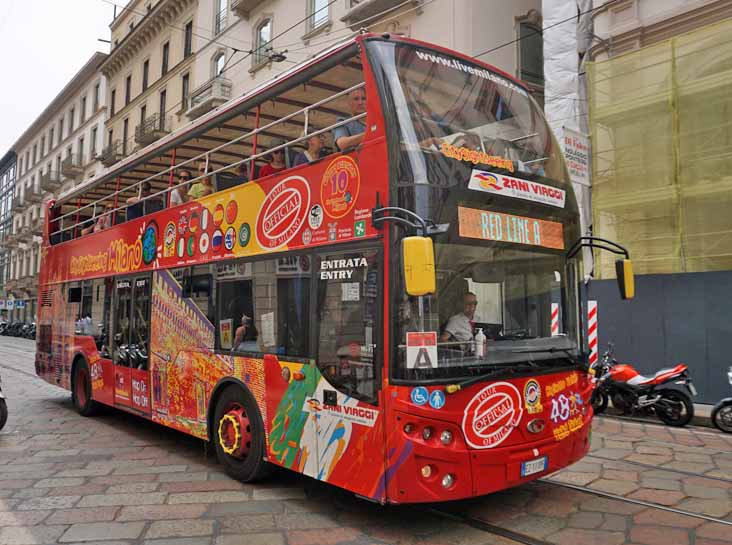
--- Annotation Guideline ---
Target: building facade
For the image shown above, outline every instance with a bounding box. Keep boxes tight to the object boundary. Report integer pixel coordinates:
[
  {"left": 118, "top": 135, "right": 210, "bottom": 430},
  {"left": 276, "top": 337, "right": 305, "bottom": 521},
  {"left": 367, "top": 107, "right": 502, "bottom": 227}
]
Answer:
[
  {"left": 586, "top": 0, "right": 732, "bottom": 402},
  {"left": 5, "top": 53, "right": 107, "bottom": 322},
  {"left": 0, "top": 152, "right": 16, "bottom": 320},
  {"left": 97, "top": 0, "right": 544, "bottom": 170}
]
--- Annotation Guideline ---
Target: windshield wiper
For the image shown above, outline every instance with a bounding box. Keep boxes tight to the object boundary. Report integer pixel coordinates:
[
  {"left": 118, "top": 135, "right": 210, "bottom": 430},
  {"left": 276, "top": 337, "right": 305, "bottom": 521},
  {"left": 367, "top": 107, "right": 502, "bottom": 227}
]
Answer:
[
  {"left": 508, "top": 347, "right": 582, "bottom": 365},
  {"left": 445, "top": 364, "right": 537, "bottom": 394}
]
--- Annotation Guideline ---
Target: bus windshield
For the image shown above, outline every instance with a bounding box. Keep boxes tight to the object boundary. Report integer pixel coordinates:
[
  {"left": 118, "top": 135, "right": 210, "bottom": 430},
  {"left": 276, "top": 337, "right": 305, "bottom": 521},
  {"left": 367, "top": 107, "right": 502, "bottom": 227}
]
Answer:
[{"left": 367, "top": 40, "right": 583, "bottom": 381}]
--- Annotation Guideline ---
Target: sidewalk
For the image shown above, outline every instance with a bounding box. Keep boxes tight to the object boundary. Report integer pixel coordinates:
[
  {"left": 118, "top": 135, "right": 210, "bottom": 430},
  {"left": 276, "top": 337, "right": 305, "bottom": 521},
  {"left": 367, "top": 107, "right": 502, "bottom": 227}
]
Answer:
[{"left": 605, "top": 403, "right": 715, "bottom": 428}]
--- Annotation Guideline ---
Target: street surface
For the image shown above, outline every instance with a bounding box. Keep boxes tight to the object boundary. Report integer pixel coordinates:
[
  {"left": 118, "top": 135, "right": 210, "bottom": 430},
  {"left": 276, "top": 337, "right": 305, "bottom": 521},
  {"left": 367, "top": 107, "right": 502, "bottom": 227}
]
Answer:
[{"left": 1, "top": 336, "right": 731, "bottom": 545}]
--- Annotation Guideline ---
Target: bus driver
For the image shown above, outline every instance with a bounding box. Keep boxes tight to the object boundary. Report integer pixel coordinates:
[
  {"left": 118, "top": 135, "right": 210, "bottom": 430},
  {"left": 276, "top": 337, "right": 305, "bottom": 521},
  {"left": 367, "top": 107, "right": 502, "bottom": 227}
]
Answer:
[{"left": 440, "top": 292, "right": 483, "bottom": 346}]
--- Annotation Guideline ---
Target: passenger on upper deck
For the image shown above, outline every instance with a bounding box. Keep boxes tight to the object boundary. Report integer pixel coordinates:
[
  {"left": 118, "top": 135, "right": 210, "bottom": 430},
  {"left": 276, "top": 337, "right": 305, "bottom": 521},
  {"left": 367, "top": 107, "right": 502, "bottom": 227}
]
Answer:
[
  {"left": 334, "top": 88, "right": 366, "bottom": 151},
  {"left": 188, "top": 161, "right": 214, "bottom": 199},
  {"left": 170, "top": 169, "right": 191, "bottom": 206},
  {"left": 259, "top": 138, "right": 287, "bottom": 177},
  {"left": 81, "top": 202, "right": 114, "bottom": 235},
  {"left": 293, "top": 131, "right": 324, "bottom": 166},
  {"left": 126, "top": 182, "right": 164, "bottom": 221}
]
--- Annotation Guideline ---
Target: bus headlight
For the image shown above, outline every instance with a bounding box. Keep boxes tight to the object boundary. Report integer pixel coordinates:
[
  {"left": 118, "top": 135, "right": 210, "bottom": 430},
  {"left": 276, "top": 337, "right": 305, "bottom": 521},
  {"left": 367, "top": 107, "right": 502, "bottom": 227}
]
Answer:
[
  {"left": 403, "top": 423, "right": 415, "bottom": 434},
  {"left": 422, "top": 427, "right": 433, "bottom": 440},
  {"left": 441, "top": 473, "right": 455, "bottom": 488},
  {"left": 421, "top": 465, "right": 433, "bottom": 478},
  {"left": 440, "top": 430, "right": 453, "bottom": 445}
]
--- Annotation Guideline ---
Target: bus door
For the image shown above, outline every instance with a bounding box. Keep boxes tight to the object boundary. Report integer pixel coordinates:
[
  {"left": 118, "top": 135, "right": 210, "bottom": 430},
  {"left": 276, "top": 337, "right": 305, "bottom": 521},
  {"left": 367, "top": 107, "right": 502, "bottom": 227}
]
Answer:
[
  {"left": 112, "top": 275, "right": 152, "bottom": 415},
  {"left": 311, "top": 247, "right": 384, "bottom": 498}
]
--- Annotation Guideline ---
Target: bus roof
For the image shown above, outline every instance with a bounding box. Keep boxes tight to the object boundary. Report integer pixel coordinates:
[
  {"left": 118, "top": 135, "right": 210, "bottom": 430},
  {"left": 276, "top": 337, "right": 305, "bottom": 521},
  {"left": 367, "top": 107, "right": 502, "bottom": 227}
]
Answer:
[{"left": 57, "top": 33, "right": 530, "bottom": 209}]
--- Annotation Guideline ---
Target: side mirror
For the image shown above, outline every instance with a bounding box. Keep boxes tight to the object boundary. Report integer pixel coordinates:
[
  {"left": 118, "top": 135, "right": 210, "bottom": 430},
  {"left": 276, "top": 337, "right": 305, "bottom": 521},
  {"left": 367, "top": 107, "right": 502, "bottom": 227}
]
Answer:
[
  {"left": 402, "top": 236, "right": 436, "bottom": 296},
  {"left": 615, "top": 259, "right": 635, "bottom": 300}
]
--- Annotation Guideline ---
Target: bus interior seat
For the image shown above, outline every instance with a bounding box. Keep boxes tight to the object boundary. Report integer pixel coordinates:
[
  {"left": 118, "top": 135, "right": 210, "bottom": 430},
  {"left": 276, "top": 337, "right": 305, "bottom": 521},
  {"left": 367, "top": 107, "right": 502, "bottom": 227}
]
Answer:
[{"left": 215, "top": 171, "right": 243, "bottom": 192}]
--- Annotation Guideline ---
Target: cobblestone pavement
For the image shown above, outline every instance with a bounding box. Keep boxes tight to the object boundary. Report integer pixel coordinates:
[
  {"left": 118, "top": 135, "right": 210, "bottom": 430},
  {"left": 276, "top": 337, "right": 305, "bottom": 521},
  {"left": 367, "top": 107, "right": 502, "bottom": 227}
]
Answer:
[{"left": 1, "top": 336, "right": 731, "bottom": 545}]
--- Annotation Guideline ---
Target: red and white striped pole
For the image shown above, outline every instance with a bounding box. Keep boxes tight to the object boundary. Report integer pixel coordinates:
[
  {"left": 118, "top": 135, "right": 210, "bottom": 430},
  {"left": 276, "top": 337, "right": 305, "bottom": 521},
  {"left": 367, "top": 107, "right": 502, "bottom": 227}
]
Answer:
[
  {"left": 588, "top": 301, "right": 598, "bottom": 365},
  {"left": 551, "top": 303, "right": 560, "bottom": 336}
]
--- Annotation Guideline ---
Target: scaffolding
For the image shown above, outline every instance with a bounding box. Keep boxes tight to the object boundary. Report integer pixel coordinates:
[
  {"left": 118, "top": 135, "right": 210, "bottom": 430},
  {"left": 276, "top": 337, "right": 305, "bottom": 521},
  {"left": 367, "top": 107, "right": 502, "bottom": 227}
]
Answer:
[{"left": 588, "top": 17, "right": 732, "bottom": 278}]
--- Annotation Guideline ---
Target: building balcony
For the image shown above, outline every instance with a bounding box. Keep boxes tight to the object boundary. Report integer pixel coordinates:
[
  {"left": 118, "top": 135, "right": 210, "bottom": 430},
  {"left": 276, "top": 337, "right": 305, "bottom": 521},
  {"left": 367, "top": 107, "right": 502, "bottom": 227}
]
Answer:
[
  {"left": 30, "top": 218, "right": 43, "bottom": 237},
  {"left": 135, "top": 113, "right": 171, "bottom": 146},
  {"left": 4, "top": 232, "right": 19, "bottom": 248},
  {"left": 26, "top": 184, "right": 43, "bottom": 204},
  {"left": 187, "top": 77, "right": 232, "bottom": 120},
  {"left": 61, "top": 154, "right": 84, "bottom": 179},
  {"left": 231, "top": 0, "right": 268, "bottom": 19},
  {"left": 13, "top": 194, "right": 27, "bottom": 212},
  {"left": 5, "top": 279, "right": 18, "bottom": 293},
  {"left": 341, "top": 0, "right": 422, "bottom": 29},
  {"left": 99, "top": 141, "right": 124, "bottom": 167},
  {"left": 40, "top": 170, "right": 62, "bottom": 192}
]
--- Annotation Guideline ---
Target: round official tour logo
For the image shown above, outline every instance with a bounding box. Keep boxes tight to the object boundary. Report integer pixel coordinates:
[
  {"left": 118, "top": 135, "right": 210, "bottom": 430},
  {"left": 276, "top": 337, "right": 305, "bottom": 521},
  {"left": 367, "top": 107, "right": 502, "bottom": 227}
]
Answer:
[
  {"left": 255, "top": 176, "right": 310, "bottom": 250},
  {"left": 462, "top": 382, "right": 523, "bottom": 449}
]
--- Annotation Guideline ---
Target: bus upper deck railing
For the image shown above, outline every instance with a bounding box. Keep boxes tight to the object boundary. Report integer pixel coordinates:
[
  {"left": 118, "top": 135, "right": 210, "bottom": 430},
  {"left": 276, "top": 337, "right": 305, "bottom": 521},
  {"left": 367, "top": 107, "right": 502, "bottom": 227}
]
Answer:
[{"left": 50, "top": 81, "right": 366, "bottom": 240}]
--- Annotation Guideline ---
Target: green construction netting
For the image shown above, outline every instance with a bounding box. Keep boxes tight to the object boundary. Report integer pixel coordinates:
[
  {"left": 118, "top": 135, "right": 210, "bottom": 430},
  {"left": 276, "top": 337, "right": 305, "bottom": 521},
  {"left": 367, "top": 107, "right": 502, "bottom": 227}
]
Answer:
[{"left": 588, "top": 18, "right": 732, "bottom": 278}]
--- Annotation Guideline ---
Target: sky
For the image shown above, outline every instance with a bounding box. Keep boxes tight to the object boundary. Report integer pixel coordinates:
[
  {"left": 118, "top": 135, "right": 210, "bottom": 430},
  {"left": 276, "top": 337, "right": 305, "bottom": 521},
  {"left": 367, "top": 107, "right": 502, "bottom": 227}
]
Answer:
[{"left": 0, "top": 0, "right": 124, "bottom": 155}]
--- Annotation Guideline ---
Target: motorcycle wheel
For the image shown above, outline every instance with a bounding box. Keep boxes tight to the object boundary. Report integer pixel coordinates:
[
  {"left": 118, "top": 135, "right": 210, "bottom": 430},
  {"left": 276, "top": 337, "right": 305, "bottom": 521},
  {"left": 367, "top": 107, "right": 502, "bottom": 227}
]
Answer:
[
  {"left": 591, "top": 389, "right": 608, "bottom": 414},
  {"left": 657, "top": 390, "right": 694, "bottom": 427},
  {"left": 711, "top": 403, "right": 732, "bottom": 433},
  {"left": 0, "top": 398, "right": 7, "bottom": 430}
]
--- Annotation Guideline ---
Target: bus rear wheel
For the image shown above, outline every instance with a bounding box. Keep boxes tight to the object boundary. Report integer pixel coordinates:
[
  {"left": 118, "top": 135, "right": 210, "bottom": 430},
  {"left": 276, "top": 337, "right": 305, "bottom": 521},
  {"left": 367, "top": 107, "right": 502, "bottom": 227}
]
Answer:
[
  {"left": 213, "top": 385, "right": 272, "bottom": 482},
  {"left": 71, "top": 359, "right": 98, "bottom": 417}
]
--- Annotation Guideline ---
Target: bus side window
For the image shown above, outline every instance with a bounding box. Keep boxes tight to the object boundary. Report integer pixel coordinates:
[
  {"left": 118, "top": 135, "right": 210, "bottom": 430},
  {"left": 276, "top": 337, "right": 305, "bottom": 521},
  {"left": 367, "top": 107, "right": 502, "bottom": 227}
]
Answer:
[{"left": 315, "top": 249, "right": 379, "bottom": 404}]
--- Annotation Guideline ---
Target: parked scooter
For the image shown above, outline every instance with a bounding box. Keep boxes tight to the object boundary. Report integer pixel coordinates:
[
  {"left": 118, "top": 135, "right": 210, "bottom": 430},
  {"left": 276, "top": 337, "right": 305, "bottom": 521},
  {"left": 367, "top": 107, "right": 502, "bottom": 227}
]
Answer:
[
  {"left": 711, "top": 366, "right": 732, "bottom": 433},
  {"left": 591, "top": 342, "right": 696, "bottom": 427},
  {"left": 0, "top": 372, "right": 7, "bottom": 431}
]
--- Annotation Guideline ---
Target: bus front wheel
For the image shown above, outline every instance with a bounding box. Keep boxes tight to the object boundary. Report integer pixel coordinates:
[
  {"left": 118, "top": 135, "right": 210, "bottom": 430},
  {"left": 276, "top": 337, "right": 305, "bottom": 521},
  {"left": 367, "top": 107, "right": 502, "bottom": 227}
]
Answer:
[
  {"left": 213, "top": 384, "right": 272, "bottom": 482},
  {"left": 71, "top": 358, "right": 98, "bottom": 417}
]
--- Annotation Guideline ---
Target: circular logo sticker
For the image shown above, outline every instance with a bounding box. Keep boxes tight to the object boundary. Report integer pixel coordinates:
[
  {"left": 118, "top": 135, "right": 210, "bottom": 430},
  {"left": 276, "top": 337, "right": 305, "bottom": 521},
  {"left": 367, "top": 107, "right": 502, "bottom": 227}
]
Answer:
[
  {"left": 199, "top": 232, "right": 210, "bottom": 254},
  {"left": 164, "top": 222, "right": 176, "bottom": 257},
  {"left": 189, "top": 211, "right": 200, "bottom": 233},
  {"left": 255, "top": 176, "right": 311, "bottom": 250},
  {"left": 462, "top": 382, "right": 523, "bottom": 449},
  {"left": 212, "top": 229, "right": 223, "bottom": 251},
  {"left": 309, "top": 204, "right": 324, "bottom": 230},
  {"left": 429, "top": 390, "right": 446, "bottom": 410},
  {"left": 302, "top": 228, "right": 312, "bottom": 245},
  {"left": 177, "top": 215, "right": 188, "bottom": 236},
  {"left": 320, "top": 156, "right": 360, "bottom": 219},
  {"left": 410, "top": 387, "right": 428, "bottom": 406},
  {"left": 524, "top": 379, "right": 543, "bottom": 414},
  {"left": 213, "top": 204, "right": 225, "bottom": 226},
  {"left": 177, "top": 237, "right": 185, "bottom": 258},
  {"left": 226, "top": 200, "right": 238, "bottom": 224},
  {"left": 238, "top": 223, "right": 251, "bottom": 247},
  {"left": 224, "top": 227, "right": 236, "bottom": 251},
  {"left": 201, "top": 208, "right": 210, "bottom": 231},
  {"left": 142, "top": 223, "right": 158, "bottom": 265},
  {"left": 187, "top": 235, "right": 196, "bottom": 257}
]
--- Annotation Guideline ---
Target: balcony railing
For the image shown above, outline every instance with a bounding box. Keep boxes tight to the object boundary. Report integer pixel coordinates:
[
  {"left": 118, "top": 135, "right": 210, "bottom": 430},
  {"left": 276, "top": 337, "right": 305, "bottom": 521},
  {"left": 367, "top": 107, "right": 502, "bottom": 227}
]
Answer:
[
  {"left": 4, "top": 232, "right": 18, "bottom": 248},
  {"left": 13, "top": 194, "right": 27, "bottom": 212},
  {"left": 40, "top": 170, "right": 62, "bottom": 191},
  {"left": 99, "top": 141, "right": 123, "bottom": 167},
  {"left": 30, "top": 218, "right": 43, "bottom": 237},
  {"left": 61, "top": 154, "right": 84, "bottom": 178},
  {"left": 187, "top": 77, "right": 232, "bottom": 120},
  {"left": 341, "top": 0, "right": 422, "bottom": 29},
  {"left": 135, "top": 113, "right": 171, "bottom": 146},
  {"left": 5, "top": 279, "right": 18, "bottom": 293},
  {"left": 26, "top": 184, "right": 43, "bottom": 204},
  {"left": 230, "top": 0, "right": 266, "bottom": 19}
]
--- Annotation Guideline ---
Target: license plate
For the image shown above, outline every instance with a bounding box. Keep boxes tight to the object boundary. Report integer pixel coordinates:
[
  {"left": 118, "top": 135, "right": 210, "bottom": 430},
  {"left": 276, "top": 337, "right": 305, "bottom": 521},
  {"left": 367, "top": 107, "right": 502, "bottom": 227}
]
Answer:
[
  {"left": 521, "top": 456, "right": 547, "bottom": 477},
  {"left": 689, "top": 383, "right": 697, "bottom": 396}
]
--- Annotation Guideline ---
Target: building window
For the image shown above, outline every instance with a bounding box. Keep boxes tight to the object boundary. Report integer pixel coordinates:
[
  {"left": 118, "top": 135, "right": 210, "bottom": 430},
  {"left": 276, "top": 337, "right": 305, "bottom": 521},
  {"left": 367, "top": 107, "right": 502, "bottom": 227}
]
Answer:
[
  {"left": 78, "top": 137, "right": 85, "bottom": 165},
  {"left": 122, "top": 118, "right": 129, "bottom": 156},
  {"left": 159, "top": 89, "right": 167, "bottom": 120},
  {"left": 93, "top": 83, "right": 100, "bottom": 111},
  {"left": 58, "top": 119, "right": 64, "bottom": 143},
  {"left": 49, "top": 127, "right": 54, "bottom": 150},
  {"left": 140, "top": 104, "right": 147, "bottom": 126},
  {"left": 162, "top": 42, "right": 170, "bottom": 76},
  {"left": 69, "top": 107, "right": 75, "bottom": 133},
  {"left": 213, "top": 52, "right": 226, "bottom": 77},
  {"left": 142, "top": 60, "right": 150, "bottom": 91},
  {"left": 184, "top": 21, "right": 193, "bottom": 57},
  {"left": 308, "top": 0, "right": 329, "bottom": 30},
  {"left": 81, "top": 96, "right": 87, "bottom": 123},
  {"left": 108, "top": 129, "right": 113, "bottom": 148},
  {"left": 125, "top": 75, "right": 132, "bottom": 105},
  {"left": 254, "top": 18, "right": 272, "bottom": 65},
  {"left": 33, "top": 144, "right": 37, "bottom": 165},
  {"left": 517, "top": 21, "right": 543, "bottom": 87},
  {"left": 214, "top": 0, "right": 227, "bottom": 35},
  {"left": 91, "top": 126, "right": 97, "bottom": 157},
  {"left": 181, "top": 73, "right": 190, "bottom": 110},
  {"left": 41, "top": 137, "right": 46, "bottom": 158},
  {"left": 110, "top": 89, "right": 116, "bottom": 117}
]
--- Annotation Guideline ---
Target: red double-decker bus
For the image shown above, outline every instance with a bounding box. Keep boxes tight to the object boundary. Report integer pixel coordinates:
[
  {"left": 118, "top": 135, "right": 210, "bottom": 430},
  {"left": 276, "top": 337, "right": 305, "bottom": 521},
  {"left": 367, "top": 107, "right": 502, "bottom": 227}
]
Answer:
[{"left": 36, "top": 34, "right": 633, "bottom": 503}]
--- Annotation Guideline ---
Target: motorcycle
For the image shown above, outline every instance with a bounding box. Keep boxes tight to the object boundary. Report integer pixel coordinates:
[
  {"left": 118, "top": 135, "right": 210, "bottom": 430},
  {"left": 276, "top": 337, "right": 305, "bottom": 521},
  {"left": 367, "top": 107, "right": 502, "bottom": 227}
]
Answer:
[
  {"left": 591, "top": 342, "right": 696, "bottom": 427},
  {"left": 0, "top": 372, "right": 7, "bottom": 431},
  {"left": 711, "top": 366, "right": 732, "bottom": 433}
]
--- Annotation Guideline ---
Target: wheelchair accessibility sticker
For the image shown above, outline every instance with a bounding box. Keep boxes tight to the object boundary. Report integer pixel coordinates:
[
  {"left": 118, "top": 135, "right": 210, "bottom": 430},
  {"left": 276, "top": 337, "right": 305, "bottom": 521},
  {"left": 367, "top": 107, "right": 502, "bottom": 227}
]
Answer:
[{"left": 410, "top": 386, "right": 429, "bottom": 406}]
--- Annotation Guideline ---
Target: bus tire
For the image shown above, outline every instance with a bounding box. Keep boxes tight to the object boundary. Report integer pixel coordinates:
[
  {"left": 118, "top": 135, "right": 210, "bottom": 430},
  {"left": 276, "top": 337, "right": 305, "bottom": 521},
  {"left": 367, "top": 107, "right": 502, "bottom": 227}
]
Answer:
[
  {"left": 71, "top": 358, "right": 98, "bottom": 417},
  {"left": 213, "top": 384, "right": 272, "bottom": 483}
]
